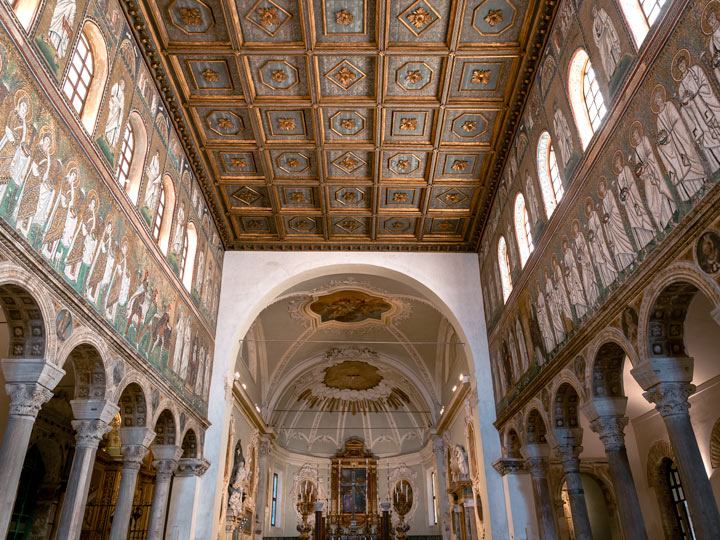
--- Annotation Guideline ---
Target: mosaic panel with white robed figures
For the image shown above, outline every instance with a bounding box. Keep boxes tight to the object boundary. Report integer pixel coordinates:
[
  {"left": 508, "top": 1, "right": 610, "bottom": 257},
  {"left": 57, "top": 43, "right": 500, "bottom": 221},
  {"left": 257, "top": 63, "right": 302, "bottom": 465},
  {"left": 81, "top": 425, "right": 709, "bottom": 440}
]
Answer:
[
  {"left": 0, "top": 0, "right": 226, "bottom": 412},
  {"left": 478, "top": 0, "right": 720, "bottom": 408}
]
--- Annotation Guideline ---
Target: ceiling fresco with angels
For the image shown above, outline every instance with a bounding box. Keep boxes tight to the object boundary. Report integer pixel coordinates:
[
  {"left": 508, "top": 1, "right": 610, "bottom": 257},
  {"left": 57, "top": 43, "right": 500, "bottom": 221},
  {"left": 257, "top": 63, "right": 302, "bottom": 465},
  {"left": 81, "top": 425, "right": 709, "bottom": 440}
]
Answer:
[{"left": 125, "top": 0, "right": 555, "bottom": 249}]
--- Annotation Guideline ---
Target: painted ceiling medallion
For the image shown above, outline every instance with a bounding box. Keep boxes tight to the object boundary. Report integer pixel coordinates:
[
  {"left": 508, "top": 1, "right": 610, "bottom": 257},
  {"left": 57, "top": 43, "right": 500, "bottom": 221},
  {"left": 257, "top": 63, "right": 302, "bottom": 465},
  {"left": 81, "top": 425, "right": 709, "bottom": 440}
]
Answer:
[
  {"left": 471, "top": 69, "right": 491, "bottom": 85},
  {"left": 201, "top": 68, "right": 218, "bottom": 82},
  {"left": 277, "top": 117, "right": 296, "bottom": 130},
  {"left": 399, "top": 0, "right": 441, "bottom": 36},
  {"left": 168, "top": 0, "right": 214, "bottom": 33},
  {"left": 288, "top": 216, "right": 319, "bottom": 233},
  {"left": 324, "top": 360, "right": 382, "bottom": 390},
  {"left": 278, "top": 152, "right": 310, "bottom": 173},
  {"left": 473, "top": 0, "right": 515, "bottom": 35},
  {"left": 326, "top": 60, "right": 366, "bottom": 90},
  {"left": 332, "top": 151, "right": 366, "bottom": 174},
  {"left": 484, "top": 9, "right": 503, "bottom": 26},
  {"left": 335, "top": 187, "right": 366, "bottom": 205},
  {"left": 259, "top": 60, "right": 298, "bottom": 90},
  {"left": 309, "top": 290, "right": 391, "bottom": 323},
  {"left": 323, "top": 0, "right": 366, "bottom": 34},
  {"left": 246, "top": 0, "right": 292, "bottom": 37},
  {"left": 389, "top": 153, "right": 420, "bottom": 175},
  {"left": 437, "top": 188, "right": 467, "bottom": 206},
  {"left": 337, "top": 217, "right": 365, "bottom": 233},
  {"left": 330, "top": 111, "right": 366, "bottom": 136},
  {"left": 396, "top": 62, "right": 433, "bottom": 91},
  {"left": 451, "top": 113, "right": 488, "bottom": 138},
  {"left": 451, "top": 160, "right": 469, "bottom": 171},
  {"left": 207, "top": 111, "right": 243, "bottom": 136},
  {"left": 233, "top": 186, "right": 262, "bottom": 205},
  {"left": 336, "top": 9, "right": 354, "bottom": 25},
  {"left": 399, "top": 118, "right": 417, "bottom": 131}
]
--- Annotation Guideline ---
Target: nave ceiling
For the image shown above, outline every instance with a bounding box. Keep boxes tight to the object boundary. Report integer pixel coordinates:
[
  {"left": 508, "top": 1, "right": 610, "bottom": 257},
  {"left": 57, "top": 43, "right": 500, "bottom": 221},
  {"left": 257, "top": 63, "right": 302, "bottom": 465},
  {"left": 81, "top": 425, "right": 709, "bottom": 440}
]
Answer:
[{"left": 124, "top": 0, "right": 557, "bottom": 250}]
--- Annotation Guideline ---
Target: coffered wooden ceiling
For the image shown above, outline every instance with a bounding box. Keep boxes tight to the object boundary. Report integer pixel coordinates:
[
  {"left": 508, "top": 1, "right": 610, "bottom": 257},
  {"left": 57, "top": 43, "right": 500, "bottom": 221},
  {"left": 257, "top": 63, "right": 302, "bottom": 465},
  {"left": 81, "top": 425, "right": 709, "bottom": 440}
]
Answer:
[{"left": 123, "top": 0, "right": 557, "bottom": 250}]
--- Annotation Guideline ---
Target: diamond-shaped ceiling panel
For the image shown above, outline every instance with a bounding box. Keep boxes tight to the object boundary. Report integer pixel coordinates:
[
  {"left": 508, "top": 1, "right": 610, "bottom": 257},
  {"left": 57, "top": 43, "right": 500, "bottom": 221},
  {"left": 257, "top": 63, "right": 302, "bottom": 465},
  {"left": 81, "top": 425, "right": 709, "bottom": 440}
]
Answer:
[{"left": 128, "top": 0, "right": 557, "bottom": 250}]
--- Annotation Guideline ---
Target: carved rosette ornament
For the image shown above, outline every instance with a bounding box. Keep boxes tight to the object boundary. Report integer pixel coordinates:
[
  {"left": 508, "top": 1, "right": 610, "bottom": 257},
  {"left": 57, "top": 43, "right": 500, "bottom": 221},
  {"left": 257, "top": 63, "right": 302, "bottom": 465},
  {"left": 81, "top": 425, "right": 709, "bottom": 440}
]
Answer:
[
  {"left": 643, "top": 382, "right": 696, "bottom": 417},
  {"left": 7, "top": 383, "right": 54, "bottom": 418},
  {"left": 120, "top": 445, "right": 150, "bottom": 469},
  {"left": 72, "top": 419, "right": 113, "bottom": 448},
  {"left": 589, "top": 416, "right": 628, "bottom": 451}
]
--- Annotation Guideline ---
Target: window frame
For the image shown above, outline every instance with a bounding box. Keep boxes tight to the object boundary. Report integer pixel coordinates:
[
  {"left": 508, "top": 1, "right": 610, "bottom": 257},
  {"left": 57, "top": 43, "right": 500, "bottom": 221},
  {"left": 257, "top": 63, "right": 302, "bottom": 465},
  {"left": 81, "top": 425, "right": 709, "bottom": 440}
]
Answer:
[
  {"left": 497, "top": 236, "right": 513, "bottom": 303},
  {"left": 63, "top": 30, "right": 94, "bottom": 117},
  {"left": 117, "top": 123, "right": 135, "bottom": 192},
  {"left": 153, "top": 186, "right": 165, "bottom": 242},
  {"left": 536, "top": 131, "right": 564, "bottom": 218},
  {"left": 514, "top": 193, "right": 534, "bottom": 267},
  {"left": 667, "top": 462, "right": 696, "bottom": 539},
  {"left": 271, "top": 472, "right": 279, "bottom": 527}
]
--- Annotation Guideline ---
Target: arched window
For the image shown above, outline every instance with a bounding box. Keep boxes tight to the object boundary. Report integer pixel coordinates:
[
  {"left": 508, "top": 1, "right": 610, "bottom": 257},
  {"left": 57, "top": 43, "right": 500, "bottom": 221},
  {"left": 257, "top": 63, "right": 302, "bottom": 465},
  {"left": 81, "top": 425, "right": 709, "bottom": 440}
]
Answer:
[
  {"left": 62, "top": 22, "right": 108, "bottom": 132},
  {"left": 116, "top": 111, "right": 147, "bottom": 204},
  {"left": 10, "top": 0, "right": 41, "bottom": 30},
  {"left": 568, "top": 49, "right": 606, "bottom": 149},
  {"left": 618, "top": 0, "right": 666, "bottom": 48},
  {"left": 514, "top": 194, "right": 533, "bottom": 267},
  {"left": 497, "top": 236, "right": 512, "bottom": 303},
  {"left": 536, "top": 131, "right": 564, "bottom": 217},
  {"left": 665, "top": 460, "right": 695, "bottom": 538},
  {"left": 181, "top": 222, "right": 198, "bottom": 290},
  {"left": 117, "top": 124, "right": 134, "bottom": 191},
  {"left": 154, "top": 174, "right": 176, "bottom": 255}
]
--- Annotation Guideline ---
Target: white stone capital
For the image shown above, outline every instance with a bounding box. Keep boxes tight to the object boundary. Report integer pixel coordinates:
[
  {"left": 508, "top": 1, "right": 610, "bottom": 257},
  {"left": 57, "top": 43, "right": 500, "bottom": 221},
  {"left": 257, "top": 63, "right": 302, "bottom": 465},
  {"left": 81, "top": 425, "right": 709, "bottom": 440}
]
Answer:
[
  {"left": 175, "top": 457, "right": 210, "bottom": 477},
  {"left": 643, "top": 382, "right": 695, "bottom": 418}
]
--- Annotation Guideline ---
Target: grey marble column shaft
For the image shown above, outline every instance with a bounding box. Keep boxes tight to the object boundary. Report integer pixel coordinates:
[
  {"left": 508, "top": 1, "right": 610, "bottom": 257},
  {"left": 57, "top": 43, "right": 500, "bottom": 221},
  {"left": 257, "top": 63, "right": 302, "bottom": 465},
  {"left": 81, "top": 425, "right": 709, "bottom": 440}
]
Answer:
[
  {"left": 0, "top": 382, "right": 55, "bottom": 538},
  {"left": 589, "top": 415, "right": 648, "bottom": 540},
  {"left": 645, "top": 382, "right": 720, "bottom": 539},
  {"left": 525, "top": 457, "right": 558, "bottom": 540},
  {"left": 147, "top": 445, "right": 181, "bottom": 540},
  {"left": 54, "top": 419, "right": 112, "bottom": 540},
  {"left": 556, "top": 445, "right": 593, "bottom": 540},
  {"left": 253, "top": 435, "right": 271, "bottom": 540},
  {"left": 108, "top": 445, "right": 149, "bottom": 540}
]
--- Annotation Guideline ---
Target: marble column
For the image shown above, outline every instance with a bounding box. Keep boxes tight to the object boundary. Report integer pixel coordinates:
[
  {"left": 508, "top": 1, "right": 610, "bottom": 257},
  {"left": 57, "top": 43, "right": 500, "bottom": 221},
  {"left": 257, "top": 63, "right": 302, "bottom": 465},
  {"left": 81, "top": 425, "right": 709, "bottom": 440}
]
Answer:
[
  {"left": 166, "top": 458, "right": 210, "bottom": 540},
  {"left": 253, "top": 434, "right": 271, "bottom": 540},
  {"left": 643, "top": 381, "right": 720, "bottom": 538},
  {"left": 582, "top": 397, "right": 649, "bottom": 540},
  {"left": 432, "top": 435, "right": 451, "bottom": 540},
  {"left": 555, "top": 440, "right": 592, "bottom": 540},
  {"left": 108, "top": 426, "right": 156, "bottom": 540},
  {"left": 55, "top": 399, "right": 119, "bottom": 540},
  {"left": 521, "top": 445, "right": 558, "bottom": 540},
  {"left": 0, "top": 358, "right": 64, "bottom": 538},
  {"left": 146, "top": 444, "right": 182, "bottom": 540},
  {"left": 492, "top": 458, "right": 539, "bottom": 540}
]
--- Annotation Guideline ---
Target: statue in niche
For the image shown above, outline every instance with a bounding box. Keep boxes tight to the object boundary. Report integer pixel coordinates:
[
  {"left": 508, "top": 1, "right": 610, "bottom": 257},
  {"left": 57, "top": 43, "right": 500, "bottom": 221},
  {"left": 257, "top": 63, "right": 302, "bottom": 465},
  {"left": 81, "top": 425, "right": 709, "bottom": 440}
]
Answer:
[
  {"left": 453, "top": 445, "right": 469, "bottom": 480},
  {"left": 228, "top": 439, "right": 247, "bottom": 515}
]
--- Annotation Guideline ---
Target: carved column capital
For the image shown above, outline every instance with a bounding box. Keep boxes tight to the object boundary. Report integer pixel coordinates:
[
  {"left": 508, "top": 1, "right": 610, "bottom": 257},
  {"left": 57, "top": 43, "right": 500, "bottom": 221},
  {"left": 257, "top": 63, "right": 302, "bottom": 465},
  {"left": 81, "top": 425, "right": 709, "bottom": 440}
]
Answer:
[
  {"left": 589, "top": 416, "right": 628, "bottom": 451},
  {"left": 525, "top": 456, "right": 548, "bottom": 478},
  {"left": 175, "top": 457, "right": 211, "bottom": 477},
  {"left": 121, "top": 444, "right": 149, "bottom": 469},
  {"left": 643, "top": 382, "right": 696, "bottom": 417},
  {"left": 556, "top": 444, "right": 583, "bottom": 472},
  {"left": 153, "top": 458, "right": 179, "bottom": 479},
  {"left": 432, "top": 435, "right": 445, "bottom": 456},
  {"left": 6, "top": 382, "right": 54, "bottom": 418},
  {"left": 492, "top": 458, "right": 527, "bottom": 476},
  {"left": 72, "top": 419, "right": 112, "bottom": 449}
]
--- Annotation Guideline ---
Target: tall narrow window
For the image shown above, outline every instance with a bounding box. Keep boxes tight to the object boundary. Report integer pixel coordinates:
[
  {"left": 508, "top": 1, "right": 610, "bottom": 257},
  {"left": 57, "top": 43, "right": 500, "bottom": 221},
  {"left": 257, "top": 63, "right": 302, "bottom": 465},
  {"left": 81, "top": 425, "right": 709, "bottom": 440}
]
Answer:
[
  {"left": 667, "top": 462, "right": 696, "bottom": 539},
  {"left": 536, "top": 132, "right": 564, "bottom": 218},
  {"left": 271, "top": 473, "right": 279, "bottom": 527},
  {"left": 498, "top": 236, "right": 512, "bottom": 303},
  {"left": 181, "top": 222, "right": 198, "bottom": 290},
  {"left": 568, "top": 49, "right": 606, "bottom": 149},
  {"left": 117, "top": 124, "right": 135, "bottom": 191},
  {"left": 63, "top": 31, "right": 94, "bottom": 116},
  {"left": 431, "top": 472, "right": 438, "bottom": 525},
  {"left": 10, "top": 0, "right": 42, "bottom": 30},
  {"left": 514, "top": 193, "right": 534, "bottom": 267},
  {"left": 153, "top": 186, "right": 165, "bottom": 241}
]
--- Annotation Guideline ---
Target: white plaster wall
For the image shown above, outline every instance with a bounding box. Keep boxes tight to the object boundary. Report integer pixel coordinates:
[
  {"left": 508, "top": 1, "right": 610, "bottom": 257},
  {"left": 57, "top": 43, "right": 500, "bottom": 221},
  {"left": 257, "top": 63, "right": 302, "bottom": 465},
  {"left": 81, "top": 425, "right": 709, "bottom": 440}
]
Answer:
[{"left": 201, "top": 252, "right": 507, "bottom": 540}]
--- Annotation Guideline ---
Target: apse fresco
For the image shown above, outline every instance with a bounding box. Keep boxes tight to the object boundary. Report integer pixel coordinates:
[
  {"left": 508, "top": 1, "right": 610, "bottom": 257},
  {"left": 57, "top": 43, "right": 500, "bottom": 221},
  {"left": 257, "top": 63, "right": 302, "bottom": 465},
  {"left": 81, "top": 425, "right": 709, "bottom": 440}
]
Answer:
[
  {"left": 0, "top": 0, "right": 224, "bottom": 412},
  {"left": 480, "top": 0, "right": 720, "bottom": 408},
  {"left": 309, "top": 290, "right": 392, "bottom": 323}
]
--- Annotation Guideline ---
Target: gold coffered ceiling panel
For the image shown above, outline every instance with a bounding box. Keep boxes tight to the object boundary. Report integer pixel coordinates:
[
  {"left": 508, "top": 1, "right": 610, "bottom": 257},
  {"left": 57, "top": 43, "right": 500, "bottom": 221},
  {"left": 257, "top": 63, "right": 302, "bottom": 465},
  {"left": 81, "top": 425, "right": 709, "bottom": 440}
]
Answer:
[{"left": 126, "top": 0, "right": 557, "bottom": 250}]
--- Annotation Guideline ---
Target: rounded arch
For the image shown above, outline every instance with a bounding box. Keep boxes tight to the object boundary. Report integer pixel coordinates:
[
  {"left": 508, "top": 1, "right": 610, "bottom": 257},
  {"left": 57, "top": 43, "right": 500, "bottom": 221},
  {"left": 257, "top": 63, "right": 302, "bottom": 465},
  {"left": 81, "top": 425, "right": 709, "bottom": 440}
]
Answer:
[
  {"left": 113, "top": 378, "right": 149, "bottom": 427},
  {"left": 181, "top": 428, "right": 199, "bottom": 458},
  {"left": 525, "top": 407, "right": 549, "bottom": 445},
  {"left": 56, "top": 325, "right": 112, "bottom": 388},
  {"left": 121, "top": 110, "right": 148, "bottom": 204},
  {"left": 567, "top": 48, "right": 605, "bottom": 150},
  {"left": 0, "top": 261, "right": 58, "bottom": 361},
  {"left": 11, "top": 0, "right": 41, "bottom": 30},
  {"left": 513, "top": 193, "right": 533, "bottom": 267},
  {"left": 64, "top": 343, "right": 108, "bottom": 400},
  {"left": 182, "top": 221, "right": 198, "bottom": 290},
  {"left": 504, "top": 427, "right": 522, "bottom": 458},
  {"left": 157, "top": 173, "right": 176, "bottom": 255},
  {"left": 536, "top": 131, "right": 563, "bottom": 217},
  {"left": 552, "top": 380, "right": 584, "bottom": 429},
  {"left": 637, "top": 262, "right": 720, "bottom": 362},
  {"left": 154, "top": 408, "right": 178, "bottom": 446},
  {"left": 76, "top": 20, "right": 108, "bottom": 133}
]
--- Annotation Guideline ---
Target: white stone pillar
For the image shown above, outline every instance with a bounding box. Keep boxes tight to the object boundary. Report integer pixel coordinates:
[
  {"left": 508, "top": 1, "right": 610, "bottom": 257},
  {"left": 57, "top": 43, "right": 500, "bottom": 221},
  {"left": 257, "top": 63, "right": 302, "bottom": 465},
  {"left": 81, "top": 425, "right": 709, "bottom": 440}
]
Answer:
[
  {"left": 253, "top": 434, "right": 271, "bottom": 540},
  {"left": 146, "top": 444, "right": 182, "bottom": 540},
  {"left": 492, "top": 458, "right": 539, "bottom": 540},
  {"left": 433, "top": 436, "right": 452, "bottom": 540},
  {"left": 166, "top": 458, "right": 210, "bottom": 540},
  {"left": 109, "top": 426, "right": 155, "bottom": 540},
  {"left": 55, "top": 399, "right": 119, "bottom": 540},
  {"left": 0, "top": 358, "right": 64, "bottom": 538}
]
